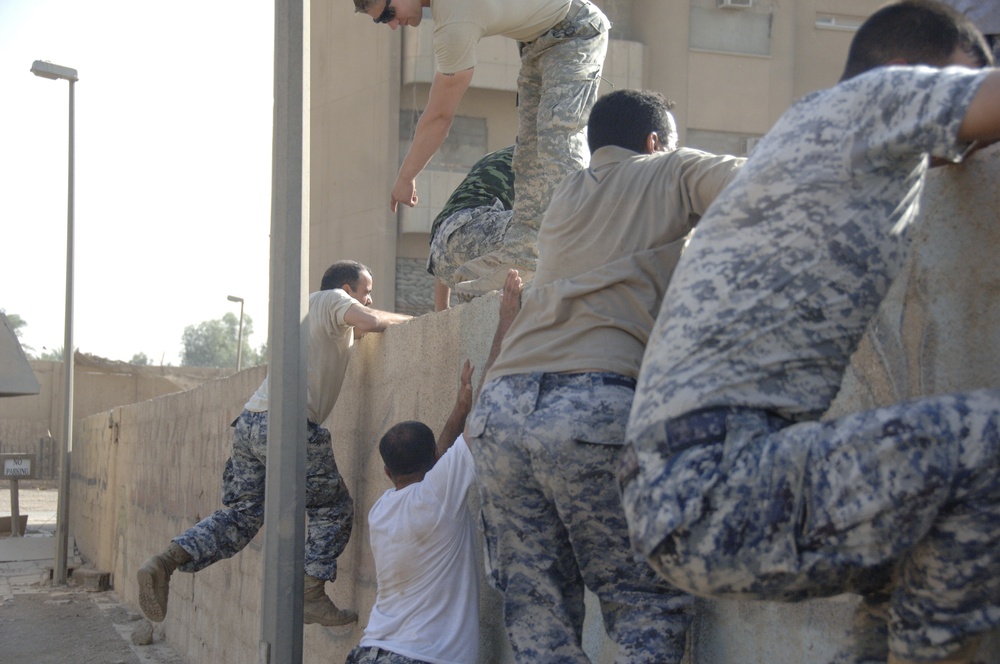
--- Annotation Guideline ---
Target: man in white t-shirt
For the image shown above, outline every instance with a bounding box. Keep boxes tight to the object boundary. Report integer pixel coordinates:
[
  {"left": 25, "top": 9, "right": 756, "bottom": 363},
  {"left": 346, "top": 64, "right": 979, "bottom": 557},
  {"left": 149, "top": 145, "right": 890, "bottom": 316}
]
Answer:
[
  {"left": 354, "top": 0, "right": 610, "bottom": 294},
  {"left": 137, "top": 260, "right": 412, "bottom": 628},
  {"left": 347, "top": 273, "right": 522, "bottom": 664}
]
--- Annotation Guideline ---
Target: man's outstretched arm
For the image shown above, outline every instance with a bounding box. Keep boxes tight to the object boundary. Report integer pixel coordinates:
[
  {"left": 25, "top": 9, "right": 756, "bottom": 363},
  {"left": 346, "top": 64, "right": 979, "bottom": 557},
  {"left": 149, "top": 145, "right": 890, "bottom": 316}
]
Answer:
[
  {"left": 482, "top": 269, "right": 522, "bottom": 385},
  {"left": 958, "top": 70, "right": 1000, "bottom": 144},
  {"left": 461, "top": 269, "right": 522, "bottom": 443},
  {"left": 391, "top": 69, "right": 475, "bottom": 212},
  {"left": 437, "top": 359, "right": 474, "bottom": 459},
  {"left": 343, "top": 304, "right": 413, "bottom": 334}
]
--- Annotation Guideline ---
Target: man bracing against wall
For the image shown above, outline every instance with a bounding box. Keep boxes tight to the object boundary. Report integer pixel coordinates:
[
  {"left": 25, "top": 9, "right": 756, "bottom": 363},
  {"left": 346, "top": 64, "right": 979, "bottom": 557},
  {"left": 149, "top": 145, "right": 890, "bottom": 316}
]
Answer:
[
  {"left": 346, "top": 271, "right": 522, "bottom": 664},
  {"left": 464, "top": 89, "right": 745, "bottom": 663},
  {"left": 137, "top": 261, "right": 412, "bottom": 627},
  {"left": 354, "top": 0, "right": 610, "bottom": 294},
  {"left": 620, "top": 3, "right": 1000, "bottom": 663}
]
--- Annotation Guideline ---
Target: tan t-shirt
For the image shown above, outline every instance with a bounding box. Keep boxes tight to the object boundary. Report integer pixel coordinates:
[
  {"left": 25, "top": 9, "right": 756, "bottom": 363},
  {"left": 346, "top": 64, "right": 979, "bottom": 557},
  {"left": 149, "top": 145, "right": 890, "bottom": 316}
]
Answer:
[
  {"left": 432, "top": 0, "right": 571, "bottom": 74},
  {"left": 244, "top": 288, "right": 359, "bottom": 425},
  {"left": 486, "top": 145, "right": 744, "bottom": 382}
]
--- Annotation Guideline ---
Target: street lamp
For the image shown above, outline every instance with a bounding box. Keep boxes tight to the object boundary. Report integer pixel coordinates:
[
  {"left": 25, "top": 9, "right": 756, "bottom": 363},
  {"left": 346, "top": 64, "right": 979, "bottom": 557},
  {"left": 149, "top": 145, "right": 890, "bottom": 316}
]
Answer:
[
  {"left": 30, "top": 59, "right": 78, "bottom": 586},
  {"left": 227, "top": 295, "right": 245, "bottom": 371}
]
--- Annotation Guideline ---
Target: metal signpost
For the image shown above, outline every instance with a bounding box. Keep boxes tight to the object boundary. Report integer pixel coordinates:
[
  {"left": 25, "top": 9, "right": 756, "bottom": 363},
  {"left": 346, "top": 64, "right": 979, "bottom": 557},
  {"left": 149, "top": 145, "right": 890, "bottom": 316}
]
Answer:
[{"left": 2, "top": 454, "right": 36, "bottom": 537}]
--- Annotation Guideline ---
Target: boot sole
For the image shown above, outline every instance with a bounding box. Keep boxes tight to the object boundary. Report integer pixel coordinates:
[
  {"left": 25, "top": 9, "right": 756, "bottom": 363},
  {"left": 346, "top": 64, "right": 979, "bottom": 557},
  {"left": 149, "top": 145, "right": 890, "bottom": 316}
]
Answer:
[{"left": 136, "top": 567, "right": 167, "bottom": 622}]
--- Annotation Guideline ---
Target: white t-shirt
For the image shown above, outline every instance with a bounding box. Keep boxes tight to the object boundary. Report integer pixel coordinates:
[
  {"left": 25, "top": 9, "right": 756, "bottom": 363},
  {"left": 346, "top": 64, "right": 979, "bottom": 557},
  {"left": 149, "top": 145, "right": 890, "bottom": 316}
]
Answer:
[
  {"left": 244, "top": 288, "right": 358, "bottom": 424},
  {"left": 360, "top": 439, "right": 480, "bottom": 664}
]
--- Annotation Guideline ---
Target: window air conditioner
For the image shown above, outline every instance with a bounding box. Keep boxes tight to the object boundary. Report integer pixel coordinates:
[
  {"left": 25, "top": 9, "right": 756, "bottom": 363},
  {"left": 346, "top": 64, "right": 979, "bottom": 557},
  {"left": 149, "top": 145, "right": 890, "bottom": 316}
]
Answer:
[{"left": 718, "top": 0, "right": 753, "bottom": 8}]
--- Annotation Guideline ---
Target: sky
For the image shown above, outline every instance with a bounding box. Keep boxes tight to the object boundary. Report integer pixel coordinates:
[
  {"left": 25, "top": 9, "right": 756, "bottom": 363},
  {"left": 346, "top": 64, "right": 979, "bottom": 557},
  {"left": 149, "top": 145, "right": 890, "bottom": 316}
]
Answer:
[{"left": 1, "top": 0, "right": 274, "bottom": 365}]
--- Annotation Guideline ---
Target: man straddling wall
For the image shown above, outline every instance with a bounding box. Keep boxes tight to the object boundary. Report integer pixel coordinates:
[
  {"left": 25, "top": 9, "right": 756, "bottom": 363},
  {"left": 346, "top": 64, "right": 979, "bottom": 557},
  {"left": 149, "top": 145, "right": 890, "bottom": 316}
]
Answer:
[
  {"left": 137, "top": 260, "right": 412, "bottom": 626},
  {"left": 354, "top": 0, "right": 610, "bottom": 294},
  {"left": 620, "top": 3, "right": 1000, "bottom": 663},
  {"left": 465, "top": 90, "right": 744, "bottom": 662},
  {"left": 427, "top": 145, "right": 514, "bottom": 311}
]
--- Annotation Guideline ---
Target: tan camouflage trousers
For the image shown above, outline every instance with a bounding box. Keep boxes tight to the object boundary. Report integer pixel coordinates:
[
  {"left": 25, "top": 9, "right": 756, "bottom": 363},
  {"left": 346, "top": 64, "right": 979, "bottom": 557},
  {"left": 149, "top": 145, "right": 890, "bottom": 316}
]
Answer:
[{"left": 508, "top": 0, "right": 609, "bottom": 267}]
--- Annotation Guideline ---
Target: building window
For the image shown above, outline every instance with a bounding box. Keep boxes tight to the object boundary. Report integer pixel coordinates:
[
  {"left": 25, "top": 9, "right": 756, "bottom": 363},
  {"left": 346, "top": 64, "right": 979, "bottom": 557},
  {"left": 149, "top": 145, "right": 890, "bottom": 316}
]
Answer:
[
  {"left": 687, "top": 129, "right": 762, "bottom": 157},
  {"left": 399, "top": 113, "right": 487, "bottom": 172},
  {"left": 815, "top": 13, "right": 864, "bottom": 32},
  {"left": 689, "top": 2, "right": 772, "bottom": 56}
]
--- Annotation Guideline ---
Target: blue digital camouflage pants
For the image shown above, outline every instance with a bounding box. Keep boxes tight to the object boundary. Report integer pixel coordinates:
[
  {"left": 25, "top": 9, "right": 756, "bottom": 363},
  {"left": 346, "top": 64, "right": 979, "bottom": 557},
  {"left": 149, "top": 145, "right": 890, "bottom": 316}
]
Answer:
[
  {"left": 468, "top": 373, "right": 693, "bottom": 663},
  {"left": 344, "top": 646, "right": 428, "bottom": 664},
  {"left": 173, "top": 410, "right": 354, "bottom": 581},
  {"left": 620, "top": 391, "right": 1000, "bottom": 661},
  {"left": 507, "top": 0, "right": 609, "bottom": 265}
]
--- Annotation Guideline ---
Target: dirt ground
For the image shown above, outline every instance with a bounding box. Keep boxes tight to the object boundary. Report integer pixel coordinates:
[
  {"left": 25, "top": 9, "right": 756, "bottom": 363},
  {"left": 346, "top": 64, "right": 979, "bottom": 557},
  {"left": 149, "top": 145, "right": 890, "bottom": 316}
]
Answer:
[
  {"left": 1, "top": 588, "right": 153, "bottom": 664},
  {"left": 0, "top": 482, "right": 184, "bottom": 664}
]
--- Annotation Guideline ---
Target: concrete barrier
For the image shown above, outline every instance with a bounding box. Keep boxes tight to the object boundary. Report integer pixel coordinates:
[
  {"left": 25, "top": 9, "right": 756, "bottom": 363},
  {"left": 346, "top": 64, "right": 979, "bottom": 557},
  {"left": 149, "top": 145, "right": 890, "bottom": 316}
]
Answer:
[{"left": 69, "top": 145, "right": 1000, "bottom": 663}]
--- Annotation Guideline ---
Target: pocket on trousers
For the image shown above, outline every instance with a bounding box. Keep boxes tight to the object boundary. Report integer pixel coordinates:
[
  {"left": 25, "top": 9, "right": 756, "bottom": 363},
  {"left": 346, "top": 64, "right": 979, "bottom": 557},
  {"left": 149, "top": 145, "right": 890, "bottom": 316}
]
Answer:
[
  {"left": 569, "top": 381, "right": 632, "bottom": 446},
  {"left": 465, "top": 405, "right": 490, "bottom": 441}
]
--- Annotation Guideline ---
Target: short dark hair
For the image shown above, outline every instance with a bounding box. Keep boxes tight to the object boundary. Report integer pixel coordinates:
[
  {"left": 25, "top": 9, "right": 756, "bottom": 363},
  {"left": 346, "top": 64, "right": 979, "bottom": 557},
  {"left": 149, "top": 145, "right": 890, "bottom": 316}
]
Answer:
[
  {"left": 320, "top": 260, "right": 370, "bottom": 291},
  {"left": 842, "top": 0, "right": 992, "bottom": 81},
  {"left": 587, "top": 89, "right": 677, "bottom": 154},
  {"left": 379, "top": 421, "right": 437, "bottom": 477},
  {"left": 353, "top": 0, "right": 379, "bottom": 12}
]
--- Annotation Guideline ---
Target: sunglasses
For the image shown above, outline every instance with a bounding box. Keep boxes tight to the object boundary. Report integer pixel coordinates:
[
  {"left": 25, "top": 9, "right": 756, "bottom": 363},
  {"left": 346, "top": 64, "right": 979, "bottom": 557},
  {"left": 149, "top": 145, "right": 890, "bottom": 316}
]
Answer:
[{"left": 373, "top": 0, "right": 395, "bottom": 24}]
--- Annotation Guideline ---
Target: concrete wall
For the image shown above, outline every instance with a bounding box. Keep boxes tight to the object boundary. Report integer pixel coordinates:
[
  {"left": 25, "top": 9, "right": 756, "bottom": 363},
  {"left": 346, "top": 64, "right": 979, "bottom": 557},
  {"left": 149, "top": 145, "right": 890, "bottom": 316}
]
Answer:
[
  {"left": 72, "top": 298, "right": 513, "bottom": 664},
  {"left": 0, "top": 357, "right": 228, "bottom": 478},
  {"left": 70, "top": 146, "right": 1000, "bottom": 662}
]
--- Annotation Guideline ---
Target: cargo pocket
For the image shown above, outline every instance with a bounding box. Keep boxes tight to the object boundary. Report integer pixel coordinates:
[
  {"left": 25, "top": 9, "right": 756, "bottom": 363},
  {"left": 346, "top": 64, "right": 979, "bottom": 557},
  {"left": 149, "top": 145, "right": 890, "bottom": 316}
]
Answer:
[{"left": 569, "top": 379, "right": 633, "bottom": 447}]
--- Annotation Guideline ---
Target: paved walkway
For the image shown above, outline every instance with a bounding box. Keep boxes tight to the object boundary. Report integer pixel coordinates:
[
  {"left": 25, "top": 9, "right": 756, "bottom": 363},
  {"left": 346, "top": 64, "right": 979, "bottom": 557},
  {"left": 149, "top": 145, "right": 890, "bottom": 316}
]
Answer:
[{"left": 0, "top": 485, "right": 184, "bottom": 663}]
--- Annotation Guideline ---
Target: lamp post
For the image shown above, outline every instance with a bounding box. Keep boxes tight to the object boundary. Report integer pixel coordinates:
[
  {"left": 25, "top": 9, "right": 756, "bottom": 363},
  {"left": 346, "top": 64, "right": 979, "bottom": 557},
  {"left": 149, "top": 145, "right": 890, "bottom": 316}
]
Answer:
[
  {"left": 30, "top": 59, "right": 78, "bottom": 586},
  {"left": 227, "top": 295, "right": 245, "bottom": 371}
]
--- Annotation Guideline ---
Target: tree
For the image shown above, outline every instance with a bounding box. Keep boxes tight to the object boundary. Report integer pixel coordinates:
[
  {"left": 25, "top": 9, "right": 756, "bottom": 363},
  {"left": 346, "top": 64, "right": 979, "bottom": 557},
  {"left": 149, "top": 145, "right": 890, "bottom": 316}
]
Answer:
[
  {"left": 1, "top": 309, "right": 34, "bottom": 356},
  {"left": 37, "top": 346, "right": 63, "bottom": 361},
  {"left": 130, "top": 352, "right": 152, "bottom": 366},
  {"left": 180, "top": 312, "right": 264, "bottom": 368},
  {"left": 0, "top": 309, "right": 28, "bottom": 338}
]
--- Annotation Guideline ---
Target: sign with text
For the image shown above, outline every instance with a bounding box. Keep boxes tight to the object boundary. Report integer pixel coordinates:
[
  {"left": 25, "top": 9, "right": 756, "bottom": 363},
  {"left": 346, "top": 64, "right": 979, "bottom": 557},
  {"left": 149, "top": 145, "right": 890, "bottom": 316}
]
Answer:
[{"left": 2, "top": 454, "right": 36, "bottom": 479}]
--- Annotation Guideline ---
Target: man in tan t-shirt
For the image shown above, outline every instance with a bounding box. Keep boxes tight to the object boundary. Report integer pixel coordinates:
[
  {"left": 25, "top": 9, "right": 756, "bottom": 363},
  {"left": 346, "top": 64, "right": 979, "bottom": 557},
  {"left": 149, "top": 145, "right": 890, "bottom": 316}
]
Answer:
[
  {"left": 354, "top": 0, "right": 610, "bottom": 294},
  {"left": 137, "top": 261, "right": 412, "bottom": 628},
  {"left": 463, "top": 89, "right": 744, "bottom": 663}
]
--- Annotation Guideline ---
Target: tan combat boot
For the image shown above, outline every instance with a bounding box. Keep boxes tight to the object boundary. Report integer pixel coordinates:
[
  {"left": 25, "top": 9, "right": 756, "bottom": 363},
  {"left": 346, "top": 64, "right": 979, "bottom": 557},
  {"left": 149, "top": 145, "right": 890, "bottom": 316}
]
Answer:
[
  {"left": 303, "top": 574, "right": 357, "bottom": 627},
  {"left": 136, "top": 542, "right": 191, "bottom": 622}
]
